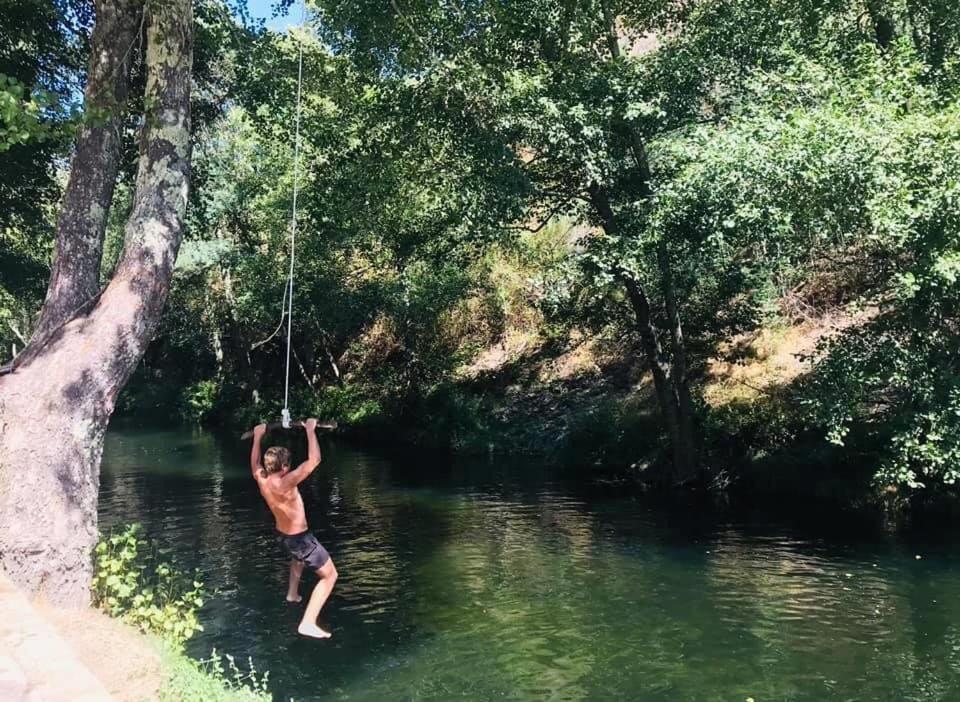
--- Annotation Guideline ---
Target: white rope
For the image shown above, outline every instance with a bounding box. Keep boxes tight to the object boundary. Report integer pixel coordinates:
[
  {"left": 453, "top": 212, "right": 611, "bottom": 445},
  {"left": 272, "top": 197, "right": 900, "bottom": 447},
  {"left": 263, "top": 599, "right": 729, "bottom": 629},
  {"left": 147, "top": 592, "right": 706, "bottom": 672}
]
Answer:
[{"left": 282, "top": 0, "right": 307, "bottom": 428}]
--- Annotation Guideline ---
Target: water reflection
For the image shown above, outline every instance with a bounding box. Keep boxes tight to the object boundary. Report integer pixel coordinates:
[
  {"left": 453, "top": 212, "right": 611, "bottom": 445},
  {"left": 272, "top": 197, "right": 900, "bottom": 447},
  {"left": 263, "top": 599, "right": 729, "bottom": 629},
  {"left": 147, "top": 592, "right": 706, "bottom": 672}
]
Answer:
[{"left": 99, "top": 429, "right": 960, "bottom": 701}]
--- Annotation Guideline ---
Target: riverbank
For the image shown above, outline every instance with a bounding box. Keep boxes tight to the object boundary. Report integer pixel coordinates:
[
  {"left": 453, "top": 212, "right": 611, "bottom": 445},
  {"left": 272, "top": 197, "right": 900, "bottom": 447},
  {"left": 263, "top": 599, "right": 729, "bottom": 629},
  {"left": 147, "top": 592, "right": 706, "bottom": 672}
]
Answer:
[
  {"left": 290, "top": 309, "right": 885, "bottom": 499},
  {"left": 0, "top": 570, "right": 267, "bottom": 702},
  {"left": 0, "top": 573, "right": 110, "bottom": 700},
  {"left": 117, "top": 273, "right": 928, "bottom": 508},
  {"left": 41, "top": 603, "right": 270, "bottom": 701},
  {"left": 36, "top": 601, "right": 165, "bottom": 700}
]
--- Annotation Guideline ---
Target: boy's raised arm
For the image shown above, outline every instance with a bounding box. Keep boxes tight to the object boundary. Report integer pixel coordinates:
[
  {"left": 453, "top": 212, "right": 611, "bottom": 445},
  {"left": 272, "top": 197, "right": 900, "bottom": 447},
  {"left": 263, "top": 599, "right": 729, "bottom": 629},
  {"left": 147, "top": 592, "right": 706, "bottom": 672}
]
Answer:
[
  {"left": 250, "top": 423, "right": 267, "bottom": 479},
  {"left": 286, "top": 418, "right": 321, "bottom": 485}
]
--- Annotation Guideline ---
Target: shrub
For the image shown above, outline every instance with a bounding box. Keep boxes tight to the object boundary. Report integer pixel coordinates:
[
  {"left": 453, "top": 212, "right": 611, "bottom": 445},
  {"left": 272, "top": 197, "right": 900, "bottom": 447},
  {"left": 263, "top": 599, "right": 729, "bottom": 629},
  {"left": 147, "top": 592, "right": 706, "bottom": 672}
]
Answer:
[
  {"left": 93, "top": 525, "right": 274, "bottom": 700},
  {"left": 180, "top": 378, "right": 222, "bottom": 423},
  {"left": 310, "top": 383, "right": 383, "bottom": 426},
  {"left": 92, "top": 523, "right": 205, "bottom": 648}
]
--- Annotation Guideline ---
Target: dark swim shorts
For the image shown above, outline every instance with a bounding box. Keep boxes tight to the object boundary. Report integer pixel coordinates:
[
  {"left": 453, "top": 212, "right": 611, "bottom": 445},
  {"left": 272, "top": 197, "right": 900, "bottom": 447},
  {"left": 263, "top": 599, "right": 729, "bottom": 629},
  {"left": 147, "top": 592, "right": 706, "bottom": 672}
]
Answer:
[{"left": 277, "top": 530, "right": 330, "bottom": 570}]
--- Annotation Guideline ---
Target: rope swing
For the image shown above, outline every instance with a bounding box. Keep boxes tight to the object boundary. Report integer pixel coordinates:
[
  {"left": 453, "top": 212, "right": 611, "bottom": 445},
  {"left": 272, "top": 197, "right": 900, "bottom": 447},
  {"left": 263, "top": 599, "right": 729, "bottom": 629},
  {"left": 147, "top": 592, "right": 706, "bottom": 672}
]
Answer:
[
  {"left": 281, "top": 0, "right": 307, "bottom": 430},
  {"left": 241, "top": 1, "right": 340, "bottom": 441}
]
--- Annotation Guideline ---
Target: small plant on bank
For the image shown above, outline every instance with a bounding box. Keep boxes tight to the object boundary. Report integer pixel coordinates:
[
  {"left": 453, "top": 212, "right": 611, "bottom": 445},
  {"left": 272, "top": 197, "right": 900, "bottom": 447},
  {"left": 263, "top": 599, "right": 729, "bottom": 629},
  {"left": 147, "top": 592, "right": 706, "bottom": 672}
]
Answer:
[
  {"left": 160, "top": 649, "right": 272, "bottom": 702},
  {"left": 94, "top": 524, "right": 274, "bottom": 699},
  {"left": 92, "top": 523, "right": 205, "bottom": 647}
]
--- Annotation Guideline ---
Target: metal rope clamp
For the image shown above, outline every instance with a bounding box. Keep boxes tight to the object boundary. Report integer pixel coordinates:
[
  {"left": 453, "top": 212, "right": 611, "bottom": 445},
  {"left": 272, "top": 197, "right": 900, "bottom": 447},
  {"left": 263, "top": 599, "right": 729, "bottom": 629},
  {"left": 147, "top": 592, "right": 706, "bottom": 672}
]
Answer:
[{"left": 281, "top": 408, "right": 292, "bottom": 429}]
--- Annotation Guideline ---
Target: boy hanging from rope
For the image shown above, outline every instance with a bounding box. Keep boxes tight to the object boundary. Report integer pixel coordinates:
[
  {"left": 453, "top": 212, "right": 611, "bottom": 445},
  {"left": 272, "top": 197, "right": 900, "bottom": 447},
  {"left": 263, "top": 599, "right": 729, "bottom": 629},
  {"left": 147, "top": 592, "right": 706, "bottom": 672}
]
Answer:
[{"left": 250, "top": 419, "right": 338, "bottom": 639}]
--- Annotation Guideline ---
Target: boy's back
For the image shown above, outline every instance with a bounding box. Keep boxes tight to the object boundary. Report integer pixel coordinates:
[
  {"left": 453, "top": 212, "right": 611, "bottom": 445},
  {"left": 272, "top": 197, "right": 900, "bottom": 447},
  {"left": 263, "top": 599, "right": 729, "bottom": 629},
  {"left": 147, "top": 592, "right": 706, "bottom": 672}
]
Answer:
[{"left": 257, "top": 471, "right": 308, "bottom": 535}]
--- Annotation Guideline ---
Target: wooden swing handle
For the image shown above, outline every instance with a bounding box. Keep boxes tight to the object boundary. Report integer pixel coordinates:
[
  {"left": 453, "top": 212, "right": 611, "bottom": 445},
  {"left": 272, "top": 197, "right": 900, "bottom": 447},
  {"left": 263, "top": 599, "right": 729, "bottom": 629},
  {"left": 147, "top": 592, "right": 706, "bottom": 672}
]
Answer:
[{"left": 241, "top": 419, "right": 338, "bottom": 440}]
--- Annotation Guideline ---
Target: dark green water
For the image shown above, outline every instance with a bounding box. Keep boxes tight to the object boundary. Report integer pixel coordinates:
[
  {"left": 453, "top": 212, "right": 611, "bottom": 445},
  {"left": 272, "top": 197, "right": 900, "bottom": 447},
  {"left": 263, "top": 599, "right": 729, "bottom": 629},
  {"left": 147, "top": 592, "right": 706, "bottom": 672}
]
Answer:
[{"left": 100, "top": 427, "right": 960, "bottom": 701}]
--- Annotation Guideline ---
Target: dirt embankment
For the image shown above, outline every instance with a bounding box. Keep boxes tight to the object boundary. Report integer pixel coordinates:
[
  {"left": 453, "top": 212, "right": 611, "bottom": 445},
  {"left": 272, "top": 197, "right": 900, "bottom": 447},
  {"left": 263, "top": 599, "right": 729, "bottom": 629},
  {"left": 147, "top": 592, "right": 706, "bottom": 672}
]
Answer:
[{"left": 35, "top": 602, "right": 166, "bottom": 701}]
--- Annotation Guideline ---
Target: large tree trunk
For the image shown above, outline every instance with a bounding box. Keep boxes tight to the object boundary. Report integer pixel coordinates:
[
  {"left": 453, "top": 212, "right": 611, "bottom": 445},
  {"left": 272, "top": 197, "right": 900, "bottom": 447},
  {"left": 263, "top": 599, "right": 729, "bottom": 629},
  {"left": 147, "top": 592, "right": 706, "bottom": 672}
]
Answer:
[
  {"left": 0, "top": 0, "right": 193, "bottom": 605},
  {"left": 926, "top": 3, "right": 951, "bottom": 71},
  {"left": 28, "top": 0, "right": 144, "bottom": 349},
  {"left": 589, "top": 182, "right": 699, "bottom": 483},
  {"left": 865, "top": 0, "right": 896, "bottom": 49},
  {"left": 656, "top": 240, "right": 698, "bottom": 482},
  {"left": 618, "top": 274, "right": 682, "bottom": 440}
]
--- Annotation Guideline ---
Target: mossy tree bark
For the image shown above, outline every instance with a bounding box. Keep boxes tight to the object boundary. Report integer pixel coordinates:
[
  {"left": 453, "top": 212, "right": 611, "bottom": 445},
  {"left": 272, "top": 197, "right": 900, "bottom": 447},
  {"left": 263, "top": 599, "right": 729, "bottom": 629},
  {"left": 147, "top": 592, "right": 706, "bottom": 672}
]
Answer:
[
  {"left": 28, "top": 0, "right": 144, "bottom": 349},
  {"left": 0, "top": 0, "right": 193, "bottom": 605}
]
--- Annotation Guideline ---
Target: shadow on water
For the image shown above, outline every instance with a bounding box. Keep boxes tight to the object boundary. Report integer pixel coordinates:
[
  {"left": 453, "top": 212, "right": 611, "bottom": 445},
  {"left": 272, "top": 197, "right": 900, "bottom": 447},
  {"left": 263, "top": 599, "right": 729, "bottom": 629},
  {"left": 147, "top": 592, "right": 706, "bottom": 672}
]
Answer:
[{"left": 99, "top": 425, "right": 960, "bottom": 701}]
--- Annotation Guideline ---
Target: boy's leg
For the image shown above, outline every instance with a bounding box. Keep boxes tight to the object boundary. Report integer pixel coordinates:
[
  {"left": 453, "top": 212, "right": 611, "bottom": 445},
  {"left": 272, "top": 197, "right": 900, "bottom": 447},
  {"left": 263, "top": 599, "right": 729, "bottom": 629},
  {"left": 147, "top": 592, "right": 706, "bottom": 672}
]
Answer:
[
  {"left": 287, "top": 559, "right": 304, "bottom": 602},
  {"left": 297, "top": 559, "right": 338, "bottom": 639}
]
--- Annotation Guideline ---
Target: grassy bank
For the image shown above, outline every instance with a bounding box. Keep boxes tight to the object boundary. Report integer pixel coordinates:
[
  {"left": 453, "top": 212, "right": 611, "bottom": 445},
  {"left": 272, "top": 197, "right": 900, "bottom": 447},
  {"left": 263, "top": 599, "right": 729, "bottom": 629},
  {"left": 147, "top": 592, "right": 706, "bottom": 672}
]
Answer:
[
  {"left": 84, "top": 525, "right": 271, "bottom": 701},
  {"left": 39, "top": 602, "right": 270, "bottom": 702},
  {"left": 160, "top": 647, "right": 271, "bottom": 701}
]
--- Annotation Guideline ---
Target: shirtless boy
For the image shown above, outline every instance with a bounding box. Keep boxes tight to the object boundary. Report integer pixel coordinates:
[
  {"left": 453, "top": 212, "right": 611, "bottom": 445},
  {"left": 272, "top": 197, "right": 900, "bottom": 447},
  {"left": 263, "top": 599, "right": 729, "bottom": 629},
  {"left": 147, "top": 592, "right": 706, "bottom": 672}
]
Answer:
[{"left": 250, "top": 418, "right": 338, "bottom": 639}]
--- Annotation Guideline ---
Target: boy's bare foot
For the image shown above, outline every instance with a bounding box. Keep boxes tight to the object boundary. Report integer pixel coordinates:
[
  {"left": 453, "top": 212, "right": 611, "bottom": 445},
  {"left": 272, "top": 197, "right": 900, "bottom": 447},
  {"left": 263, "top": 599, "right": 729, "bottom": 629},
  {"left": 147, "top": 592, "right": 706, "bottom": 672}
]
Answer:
[
  {"left": 298, "top": 621, "right": 332, "bottom": 639},
  {"left": 286, "top": 595, "right": 302, "bottom": 603}
]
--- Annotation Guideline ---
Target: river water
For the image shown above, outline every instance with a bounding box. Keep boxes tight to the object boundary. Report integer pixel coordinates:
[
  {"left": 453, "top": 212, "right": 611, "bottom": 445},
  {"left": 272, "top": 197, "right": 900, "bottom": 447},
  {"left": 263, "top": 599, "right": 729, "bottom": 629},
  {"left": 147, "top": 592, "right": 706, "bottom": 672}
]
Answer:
[{"left": 99, "top": 427, "right": 960, "bottom": 701}]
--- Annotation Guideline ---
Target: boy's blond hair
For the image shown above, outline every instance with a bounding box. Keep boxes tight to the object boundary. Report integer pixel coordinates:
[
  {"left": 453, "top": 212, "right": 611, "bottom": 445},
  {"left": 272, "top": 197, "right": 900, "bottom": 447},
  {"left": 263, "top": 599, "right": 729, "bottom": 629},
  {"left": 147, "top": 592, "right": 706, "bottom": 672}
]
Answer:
[{"left": 263, "top": 446, "right": 291, "bottom": 475}]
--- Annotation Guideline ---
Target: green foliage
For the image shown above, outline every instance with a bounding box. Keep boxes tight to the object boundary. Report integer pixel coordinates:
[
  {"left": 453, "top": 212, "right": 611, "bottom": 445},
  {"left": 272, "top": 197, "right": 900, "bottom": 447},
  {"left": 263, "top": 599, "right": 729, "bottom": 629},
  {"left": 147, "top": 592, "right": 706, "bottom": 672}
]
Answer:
[
  {"left": 591, "top": 36, "right": 960, "bottom": 488},
  {"left": 805, "top": 320, "right": 960, "bottom": 489},
  {"left": 310, "top": 384, "right": 383, "bottom": 427},
  {"left": 160, "top": 649, "right": 271, "bottom": 702},
  {"left": 789, "top": 67, "right": 960, "bottom": 488},
  {"left": 417, "top": 385, "right": 498, "bottom": 453},
  {"left": 0, "top": 0, "right": 89, "bottom": 359},
  {"left": 0, "top": 74, "right": 58, "bottom": 151},
  {"left": 704, "top": 392, "right": 804, "bottom": 463},
  {"left": 92, "top": 524, "right": 205, "bottom": 648},
  {"left": 93, "top": 526, "right": 271, "bottom": 700},
  {"left": 9, "top": 0, "right": 954, "bottom": 492},
  {"left": 181, "top": 378, "right": 224, "bottom": 423}
]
